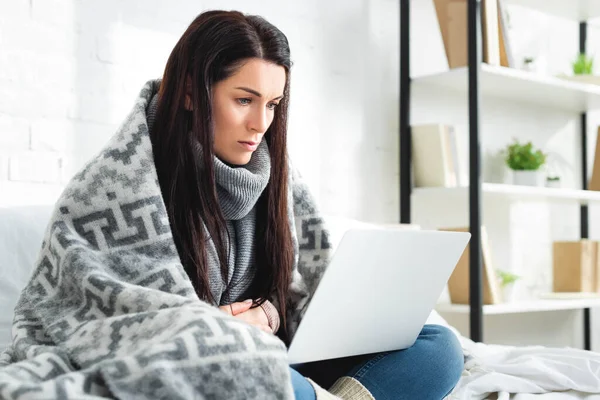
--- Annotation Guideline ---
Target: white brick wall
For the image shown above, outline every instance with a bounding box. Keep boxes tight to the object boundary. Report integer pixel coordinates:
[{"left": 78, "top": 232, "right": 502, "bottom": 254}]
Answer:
[
  {"left": 0, "top": 0, "right": 76, "bottom": 190},
  {"left": 0, "top": 0, "right": 401, "bottom": 218}
]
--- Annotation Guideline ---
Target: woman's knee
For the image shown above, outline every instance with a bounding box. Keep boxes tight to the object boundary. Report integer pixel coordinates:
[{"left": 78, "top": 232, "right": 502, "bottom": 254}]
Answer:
[
  {"left": 419, "top": 324, "right": 464, "bottom": 386},
  {"left": 346, "top": 325, "right": 465, "bottom": 399}
]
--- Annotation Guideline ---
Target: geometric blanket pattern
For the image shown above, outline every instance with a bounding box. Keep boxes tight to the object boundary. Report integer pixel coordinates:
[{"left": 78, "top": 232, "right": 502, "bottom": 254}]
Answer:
[{"left": 0, "top": 79, "right": 333, "bottom": 399}]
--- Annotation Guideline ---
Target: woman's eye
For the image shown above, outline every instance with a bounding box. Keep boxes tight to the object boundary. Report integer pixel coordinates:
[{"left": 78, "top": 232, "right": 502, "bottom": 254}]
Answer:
[
  {"left": 267, "top": 103, "right": 279, "bottom": 110},
  {"left": 238, "top": 98, "right": 251, "bottom": 105}
]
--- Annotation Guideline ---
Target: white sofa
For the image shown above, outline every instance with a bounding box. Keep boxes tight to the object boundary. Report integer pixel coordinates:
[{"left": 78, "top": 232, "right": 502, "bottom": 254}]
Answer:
[{"left": 0, "top": 205, "right": 55, "bottom": 350}]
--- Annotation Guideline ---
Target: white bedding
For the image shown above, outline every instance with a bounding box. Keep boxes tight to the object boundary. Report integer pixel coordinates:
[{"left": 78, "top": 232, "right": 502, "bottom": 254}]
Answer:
[
  {"left": 503, "top": 392, "right": 600, "bottom": 399},
  {"left": 424, "top": 281, "right": 600, "bottom": 399},
  {"left": 447, "top": 326, "right": 600, "bottom": 399}
]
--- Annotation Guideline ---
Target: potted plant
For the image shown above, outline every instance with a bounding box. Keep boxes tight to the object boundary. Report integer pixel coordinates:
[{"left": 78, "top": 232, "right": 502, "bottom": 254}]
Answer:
[
  {"left": 522, "top": 56, "right": 537, "bottom": 72},
  {"left": 497, "top": 269, "right": 521, "bottom": 303},
  {"left": 573, "top": 52, "right": 594, "bottom": 75},
  {"left": 504, "top": 139, "right": 547, "bottom": 186},
  {"left": 558, "top": 53, "right": 600, "bottom": 85},
  {"left": 546, "top": 175, "right": 561, "bottom": 188}
]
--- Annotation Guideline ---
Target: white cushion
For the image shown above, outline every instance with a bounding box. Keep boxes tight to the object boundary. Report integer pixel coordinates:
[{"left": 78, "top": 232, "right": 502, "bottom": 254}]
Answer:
[{"left": 0, "top": 205, "right": 54, "bottom": 351}]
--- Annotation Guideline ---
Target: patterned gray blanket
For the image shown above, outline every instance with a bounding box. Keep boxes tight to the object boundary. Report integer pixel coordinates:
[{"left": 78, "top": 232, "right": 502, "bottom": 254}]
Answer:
[{"left": 0, "top": 80, "right": 333, "bottom": 399}]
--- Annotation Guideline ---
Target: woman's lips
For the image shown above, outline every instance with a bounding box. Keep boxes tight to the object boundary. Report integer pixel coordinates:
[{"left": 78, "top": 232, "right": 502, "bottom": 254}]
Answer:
[{"left": 238, "top": 141, "right": 259, "bottom": 151}]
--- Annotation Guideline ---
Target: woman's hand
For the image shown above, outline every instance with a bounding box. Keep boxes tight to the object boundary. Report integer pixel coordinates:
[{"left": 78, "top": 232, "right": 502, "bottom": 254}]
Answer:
[
  {"left": 218, "top": 299, "right": 253, "bottom": 316},
  {"left": 219, "top": 300, "right": 272, "bottom": 334}
]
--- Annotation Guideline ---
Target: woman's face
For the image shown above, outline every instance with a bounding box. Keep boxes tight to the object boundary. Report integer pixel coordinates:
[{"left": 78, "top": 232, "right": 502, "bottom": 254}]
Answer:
[{"left": 210, "top": 58, "right": 286, "bottom": 166}]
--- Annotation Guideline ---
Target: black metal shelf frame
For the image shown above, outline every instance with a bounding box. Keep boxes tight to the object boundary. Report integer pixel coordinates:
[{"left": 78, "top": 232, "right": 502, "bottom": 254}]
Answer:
[{"left": 399, "top": 0, "right": 592, "bottom": 348}]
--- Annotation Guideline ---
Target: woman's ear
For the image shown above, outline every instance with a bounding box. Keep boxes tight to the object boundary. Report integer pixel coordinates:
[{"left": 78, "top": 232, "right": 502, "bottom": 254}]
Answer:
[{"left": 184, "top": 76, "right": 193, "bottom": 111}]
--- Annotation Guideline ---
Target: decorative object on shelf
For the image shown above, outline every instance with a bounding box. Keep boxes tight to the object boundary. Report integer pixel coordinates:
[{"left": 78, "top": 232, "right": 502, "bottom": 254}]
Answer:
[
  {"left": 497, "top": 0, "right": 514, "bottom": 68},
  {"left": 522, "top": 57, "right": 537, "bottom": 72},
  {"left": 545, "top": 176, "right": 561, "bottom": 188},
  {"left": 573, "top": 52, "right": 594, "bottom": 75},
  {"left": 504, "top": 139, "right": 547, "bottom": 186},
  {"left": 481, "top": 0, "right": 501, "bottom": 66},
  {"left": 511, "top": 170, "right": 539, "bottom": 186},
  {"left": 434, "top": 0, "right": 506, "bottom": 68},
  {"left": 553, "top": 240, "right": 600, "bottom": 293},
  {"left": 433, "top": 0, "right": 468, "bottom": 69},
  {"left": 439, "top": 226, "right": 502, "bottom": 305},
  {"left": 543, "top": 154, "right": 564, "bottom": 188},
  {"left": 589, "top": 127, "right": 600, "bottom": 191},
  {"left": 557, "top": 53, "right": 600, "bottom": 85},
  {"left": 496, "top": 269, "right": 520, "bottom": 303},
  {"left": 411, "top": 124, "right": 466, "bottom": 188}
]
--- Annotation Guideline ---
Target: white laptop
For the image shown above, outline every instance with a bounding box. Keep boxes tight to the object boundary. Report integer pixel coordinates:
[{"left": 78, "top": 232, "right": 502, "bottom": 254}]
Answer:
[{"left": 287, "top": 227, "right": 470, "bottom": 365}]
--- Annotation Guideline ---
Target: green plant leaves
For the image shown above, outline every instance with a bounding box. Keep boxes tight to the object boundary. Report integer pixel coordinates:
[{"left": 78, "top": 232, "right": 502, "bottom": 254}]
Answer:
[
  {"left": 496, "top": 269, "right": 520, "bottom": 287},
  {"left": 573, "top": 53, "right": 594, "bottom": 75},
  {"left": 505, "top": 139, "right": 546, "bottom": 171}
]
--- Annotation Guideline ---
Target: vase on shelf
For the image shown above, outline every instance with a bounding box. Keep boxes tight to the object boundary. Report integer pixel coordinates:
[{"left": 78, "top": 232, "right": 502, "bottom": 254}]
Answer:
[
  {"left": 522, "top": 57, "right": 537, "bottom": 73},
  {"left": 501, "top": 282, "right": 519, "bottom": 303},
  {"left": 512, "top": 170, "right": 541, "bottom": 186},
  {"left": 545, "top": 178, "right": 561, "bottom": 188}
]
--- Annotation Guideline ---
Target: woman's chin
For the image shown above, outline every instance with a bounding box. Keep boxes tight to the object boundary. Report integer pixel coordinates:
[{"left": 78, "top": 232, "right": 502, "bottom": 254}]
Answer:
[{"left": 220, "top": 153, "right": 252, "bottom": 167}]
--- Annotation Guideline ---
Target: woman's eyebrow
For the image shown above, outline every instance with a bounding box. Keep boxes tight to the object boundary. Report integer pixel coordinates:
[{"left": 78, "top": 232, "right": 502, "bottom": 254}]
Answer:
[{"left": 235, "top": 86, "right": 284, "bottom": 100}]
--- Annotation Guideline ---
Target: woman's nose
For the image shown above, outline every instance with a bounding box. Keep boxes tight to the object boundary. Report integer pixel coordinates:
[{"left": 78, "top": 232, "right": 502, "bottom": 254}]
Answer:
[{"left": 248, "top": 109, "right": 269, "bottom": 133}]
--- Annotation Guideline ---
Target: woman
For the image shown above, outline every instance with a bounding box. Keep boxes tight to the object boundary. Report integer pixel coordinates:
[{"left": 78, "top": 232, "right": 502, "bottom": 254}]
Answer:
[
  {"left": 149, "top": 10, "right": 464, "bottom": 399},
  {"left": 0, "top": 10, "right": 463, "bottom": 400}
]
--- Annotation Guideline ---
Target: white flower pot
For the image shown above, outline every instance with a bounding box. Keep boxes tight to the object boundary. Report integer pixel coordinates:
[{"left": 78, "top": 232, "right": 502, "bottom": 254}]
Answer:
[
  {"left": 512, "top": 170, "right": 540, "bottom": 186},
  {"left": 522, "top": 62, "right": 537, "bottom": 72},
  {"left": 502, "top": 283, "right": 518, "bottom": 303},
  {"left": 545, "top": 180, "right": 561, "bottom": 188}
]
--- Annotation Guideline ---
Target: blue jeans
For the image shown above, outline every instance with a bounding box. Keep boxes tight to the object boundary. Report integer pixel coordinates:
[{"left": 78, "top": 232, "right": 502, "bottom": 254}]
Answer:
[{"left": 290, "top": 324, "right": 464, "bottom": 400}]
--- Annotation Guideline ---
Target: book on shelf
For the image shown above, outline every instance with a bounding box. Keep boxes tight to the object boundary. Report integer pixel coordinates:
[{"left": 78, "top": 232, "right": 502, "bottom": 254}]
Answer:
[
  {"left": 497, "top": 0, "right": 514, "bottom": 68},
  {"left": 433, "top": 0, "right": 512, "bottom": 68},
  {"left": 482, "top": 0, "right": 501, "bottom": 66},
  {"left": 440, "top": 226, "right": 503, "bottom": 305},
  {"left": 589, "top": 127, "right": 600, "bottom": 191},
  {"left": 411, "top": 124, "right": 466, "bottom": 188},
  {"left": 433, "top": 0, "right": 467, "bottom": 68}
]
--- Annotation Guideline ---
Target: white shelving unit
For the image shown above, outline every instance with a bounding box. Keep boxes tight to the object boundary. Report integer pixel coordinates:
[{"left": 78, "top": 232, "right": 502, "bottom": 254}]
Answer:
[
  {"left": 414, "top": 183, "right": 600, "bottom": 205},
  {"left": 502, "top": 0, "right": 600, "bottom": 21},
  {"left": 437, "top": 297, "right": 600, "bottom": 315},
  {"left": 413, "top": 64, "right": 600, "bottom": 112},
  {"left": 401, "top": 0, "right": 600, "bottom": 344}
]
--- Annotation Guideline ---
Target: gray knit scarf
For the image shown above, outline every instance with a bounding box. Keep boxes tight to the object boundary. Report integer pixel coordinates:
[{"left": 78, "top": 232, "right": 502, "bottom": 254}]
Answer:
[
  {"left": 0, "top": 79, "right": 334, "bottom": 399},
  {"left": 147, "top": 95, "right": 270, "bottom": 305}
]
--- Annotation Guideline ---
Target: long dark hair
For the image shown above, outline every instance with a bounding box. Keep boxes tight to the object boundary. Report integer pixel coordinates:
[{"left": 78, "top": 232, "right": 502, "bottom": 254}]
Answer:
[{"left": 150, "top": 10, "right": 294, "bottom": 333}]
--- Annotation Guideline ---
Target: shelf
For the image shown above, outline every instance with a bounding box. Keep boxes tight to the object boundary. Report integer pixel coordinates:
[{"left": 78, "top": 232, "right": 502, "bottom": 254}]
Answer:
[
  {"left": 503, "top": 0, "right": 600, "bottom": 22},
  {"left": 412, "top": 183, "right": 600, "bottom": 205},
  {"left": 436, "top": 297, "right": 600, "bottom": 315},
  {"left": 412, "top": 64, "right": 600, "bottom": 113}
]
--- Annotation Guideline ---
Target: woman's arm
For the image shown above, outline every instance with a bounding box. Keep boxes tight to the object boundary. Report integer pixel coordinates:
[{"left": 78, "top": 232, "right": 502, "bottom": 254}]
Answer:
[{"left": 259, "top": 300, "right": 280, "bottom": 333}]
